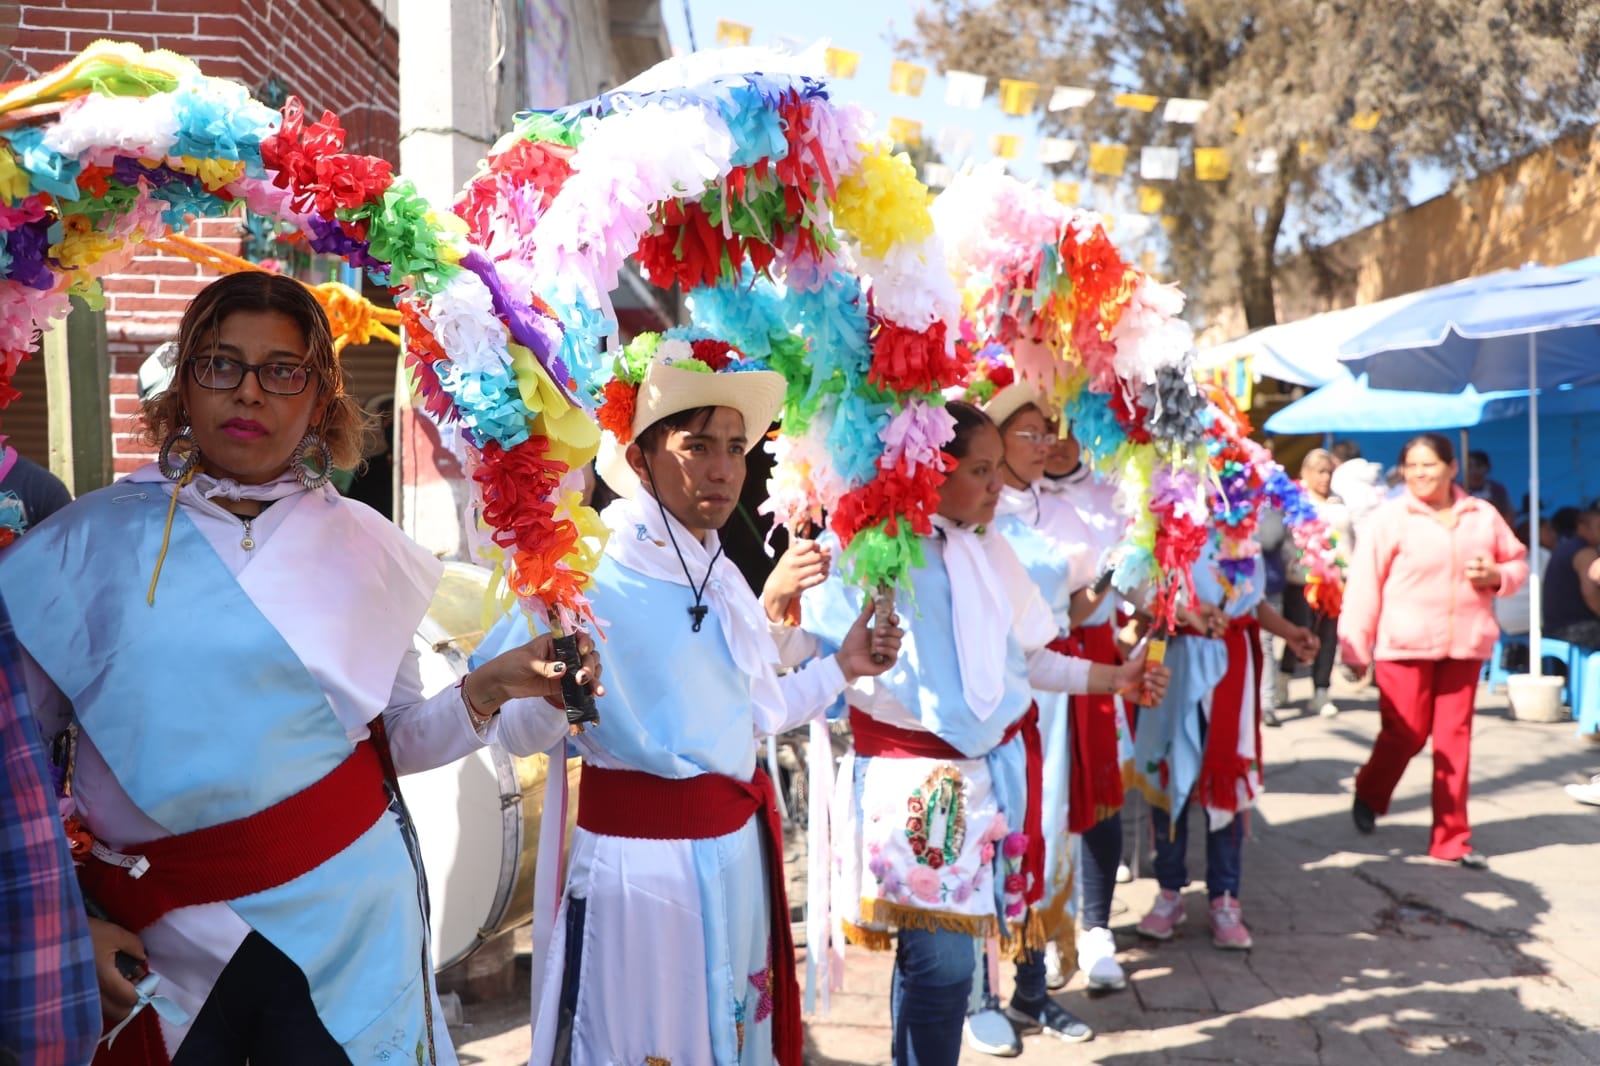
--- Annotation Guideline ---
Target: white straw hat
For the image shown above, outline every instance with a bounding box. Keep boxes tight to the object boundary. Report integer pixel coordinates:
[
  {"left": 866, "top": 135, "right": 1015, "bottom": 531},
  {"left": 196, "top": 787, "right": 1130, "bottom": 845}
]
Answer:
[{"left": 980, "top": 380, "right": 1046, "bottom": 428}]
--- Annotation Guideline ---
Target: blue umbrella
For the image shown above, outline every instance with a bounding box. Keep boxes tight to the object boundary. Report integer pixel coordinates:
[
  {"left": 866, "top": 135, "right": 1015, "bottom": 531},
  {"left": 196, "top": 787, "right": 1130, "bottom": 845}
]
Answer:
[
  {"left": 1264, "top": 374, "right": 1600, "bottom": 434},
  {"left": 1339, "top": 262, "right": 1600, "bottom": 679}
]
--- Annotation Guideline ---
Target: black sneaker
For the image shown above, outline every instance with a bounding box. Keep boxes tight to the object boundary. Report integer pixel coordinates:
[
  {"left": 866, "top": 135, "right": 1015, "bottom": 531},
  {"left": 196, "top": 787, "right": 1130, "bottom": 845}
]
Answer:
[
  {"left": 1004, "top": 997, "right": 1094, "bottom": 1043},
  {"left": 1352, "top": 797, "right": 1376, "bottom": 834}
]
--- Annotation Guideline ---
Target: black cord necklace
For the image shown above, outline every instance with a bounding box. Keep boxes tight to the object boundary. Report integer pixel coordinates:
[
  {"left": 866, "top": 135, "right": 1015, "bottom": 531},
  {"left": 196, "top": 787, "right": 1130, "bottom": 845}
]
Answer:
[{"left": 643, "top": 460, "right": 724, "bottom": 633}]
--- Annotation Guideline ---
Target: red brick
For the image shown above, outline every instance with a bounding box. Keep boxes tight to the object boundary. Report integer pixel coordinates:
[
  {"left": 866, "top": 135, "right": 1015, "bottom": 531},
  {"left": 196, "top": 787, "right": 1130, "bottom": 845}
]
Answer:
[
  {"left": 19, "top": 8, "right": 110, "bottom": 32},
  {"left": 107, "top": 12, "right": 197, "bottom": 36},
  {"left": 59, "top": 0, "right": 155, "bottom": 10},
  {"left": 115, "top": 257, "right": 204, "bottom": 279},
  {"left": 193, "top": 13, "right": 248, "bottom": 40},
  {"left": 112, "top": 355, "right": 148, "bottom": 375},
  {"left": 155, "top": 275, "right": 213, "bottom": 299},
  {"left": 113, "top": 457, "right": 145, "bottom": 474},
  {"left": 161, "top": 0, "right": 244, "bottom": 13},
  {"left": 105, "top": 277, "right": 157, "bottom": 296},
  {"left": 110, "top": 294, "right": 191, "bottom": 316}
]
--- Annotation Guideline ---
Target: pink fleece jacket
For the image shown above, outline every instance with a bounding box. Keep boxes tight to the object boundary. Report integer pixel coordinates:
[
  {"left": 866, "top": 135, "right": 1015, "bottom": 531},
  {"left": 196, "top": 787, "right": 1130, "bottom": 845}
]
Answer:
[{"left": 1338, "top": 486, "right": 1528, "bottom": 666}]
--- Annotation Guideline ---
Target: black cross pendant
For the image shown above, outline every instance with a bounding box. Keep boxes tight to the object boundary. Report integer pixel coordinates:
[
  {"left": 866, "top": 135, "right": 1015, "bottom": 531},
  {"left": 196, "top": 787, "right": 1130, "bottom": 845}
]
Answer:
[{"left": 688, "top": 604, "right": 709, "bottom": 632}]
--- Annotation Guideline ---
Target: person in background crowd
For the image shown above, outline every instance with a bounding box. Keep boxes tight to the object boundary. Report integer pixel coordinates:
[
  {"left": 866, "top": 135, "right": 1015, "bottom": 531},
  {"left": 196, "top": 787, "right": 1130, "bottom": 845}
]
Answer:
[
  {"left": 1339, "top": 433, "right": 1527, "bottom": 869},
  {"left": 1329, "top": 441, "right": 1384, "bottom": 544},
  {"left": 1255, "top": 505, "right": 1288, "bottom": 727},
  {"left": 1542, "top": 506, "right": 1600, "bottom": 649},
  {"left": 0, "top": 448, "right": 72, "bottom": 535},
  {"left": 1280, "top": 450, "right": 1351, "bottom": 718},
  {"left": 343, "top": 395, "right": 395, "bottom": 519},
  {"left": 1465, "top": 449, "right": 1514, "bottom": 522},
  {"left": 1, "top": 604, "right": 100, "bottom": 1066}
]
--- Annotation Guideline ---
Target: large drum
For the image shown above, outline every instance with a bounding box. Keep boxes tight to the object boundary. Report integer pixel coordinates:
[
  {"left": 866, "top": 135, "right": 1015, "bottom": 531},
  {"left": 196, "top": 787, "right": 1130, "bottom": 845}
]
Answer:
[{"left": 399, "top": 561, "right": 581, "bottom": 972}]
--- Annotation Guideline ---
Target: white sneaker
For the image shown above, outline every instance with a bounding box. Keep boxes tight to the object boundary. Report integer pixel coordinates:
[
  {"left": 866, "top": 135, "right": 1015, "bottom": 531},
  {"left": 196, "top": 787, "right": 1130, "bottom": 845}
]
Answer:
[
  {"left": 1043, "top": 940, "right": 1068, "bottom": 990},
  {"left": 1115, "top": 862, "right": 1133, "bottom": 884},
  {"left": 1076, "top": 925, "right": 1126, "bottom": 991},
  {"left": 1566, "top": 774, "right": 1600, "bottom": 807},
  {"left": 1312, "top": 687, "right": 1339, "bottom": 717},
  {"left": 964, "top": 1006, "right": 1021, "bottom": 1057}
]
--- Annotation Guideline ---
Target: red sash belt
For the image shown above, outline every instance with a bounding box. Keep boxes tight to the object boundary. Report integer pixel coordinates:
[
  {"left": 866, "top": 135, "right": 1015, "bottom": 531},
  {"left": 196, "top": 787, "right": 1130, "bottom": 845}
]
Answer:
[
  {"left": 79, "top": 739, "right": 389, "bottom": 934},
  {"left": 848, "top": 705, "right": 1046, "bottom": 907},
  {"left": 576, "top": 764, "right": 801, "bottom": 1066},
  {"left": 1051, "top": 625, "right": 1125, "bottom": 833},
  {"left": 82, "top": 738, "right": 390, "bottom": 1066},
  {"left": 1199, "top": 617, "right": 1264, "bottom": 816}
]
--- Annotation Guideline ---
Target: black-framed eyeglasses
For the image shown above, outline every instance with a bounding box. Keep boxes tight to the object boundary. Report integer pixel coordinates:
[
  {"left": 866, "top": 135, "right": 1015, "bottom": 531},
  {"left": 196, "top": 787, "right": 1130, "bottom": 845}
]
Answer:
[{"left": 189, "top": 355, "right": 314, "bottom": 396}]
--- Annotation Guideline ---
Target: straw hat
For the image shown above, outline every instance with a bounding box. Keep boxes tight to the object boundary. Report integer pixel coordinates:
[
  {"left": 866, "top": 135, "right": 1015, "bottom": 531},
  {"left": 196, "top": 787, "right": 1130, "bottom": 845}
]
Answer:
[
  {"left": 980, "top": 380, "right": 1046, "bottom": 428},
  {"left": 596, "top": 336, "right": 786, "bottom": 498}
]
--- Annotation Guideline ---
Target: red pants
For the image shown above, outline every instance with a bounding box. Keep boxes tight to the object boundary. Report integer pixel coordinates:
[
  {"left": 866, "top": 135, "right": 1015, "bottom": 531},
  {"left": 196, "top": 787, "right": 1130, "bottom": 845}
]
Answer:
[{"left": 1355, "top": 658, "right": 1483, "bottom": 860}]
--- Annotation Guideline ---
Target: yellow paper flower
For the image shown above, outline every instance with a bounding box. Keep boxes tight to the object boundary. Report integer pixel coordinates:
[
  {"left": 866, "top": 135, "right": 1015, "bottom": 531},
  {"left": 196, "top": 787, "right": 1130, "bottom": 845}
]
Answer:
[
  {"left": 0, "top": 146, "right": 28, "bottom": 204},
  {"left": 507, "top": 342, "right": 602, "bottom": 466},
  {"left": 169, "top": 156, "right": 246, "bottom": 192},
  {"left": 51, "top": 214, "right": 123, "bottom": 271},
  {"left": 832, "top": 143, "right": 934, "bottom": 260}
]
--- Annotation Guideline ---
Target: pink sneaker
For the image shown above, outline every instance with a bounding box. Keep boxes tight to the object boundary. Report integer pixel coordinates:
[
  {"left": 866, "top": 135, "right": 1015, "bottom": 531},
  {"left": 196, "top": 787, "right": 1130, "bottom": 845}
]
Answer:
[
  {"left": 1136, "top": 889, "right": 1186, "bottom": 940},
  {"left": 1209, "top": 893, "right": 1253, "bottom": 950}
]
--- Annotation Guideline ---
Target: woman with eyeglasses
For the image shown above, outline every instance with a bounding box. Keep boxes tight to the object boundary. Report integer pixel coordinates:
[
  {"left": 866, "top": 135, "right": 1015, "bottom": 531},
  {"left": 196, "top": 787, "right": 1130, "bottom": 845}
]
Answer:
[
  {"left": 1338, "top": 432, "right": 1527, "bottom": 870},
  {"left": 0, "top": 272, "right": 599, "bottom": 1064},
  {"left": 964, "top": 383, "right": 1127, "bottom": 1058}
]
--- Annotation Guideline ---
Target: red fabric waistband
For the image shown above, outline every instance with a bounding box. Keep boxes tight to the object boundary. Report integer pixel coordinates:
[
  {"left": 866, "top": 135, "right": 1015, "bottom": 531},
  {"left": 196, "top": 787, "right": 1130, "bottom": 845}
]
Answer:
[
  {"left": 848, "top": 706, "right": 1028, "bottom": 761},
  {"left": 79, "top": 739, "right": 389, "bottom": 935},
  {"left": 574, "top": 764, "right": 801, "bottom": 1066},
  {"left": 1055, "top": 624, "right": 1127, "bottom": 833},
  {"left": 1175, "top": 615, "right": 1261, "bottom": 639}
]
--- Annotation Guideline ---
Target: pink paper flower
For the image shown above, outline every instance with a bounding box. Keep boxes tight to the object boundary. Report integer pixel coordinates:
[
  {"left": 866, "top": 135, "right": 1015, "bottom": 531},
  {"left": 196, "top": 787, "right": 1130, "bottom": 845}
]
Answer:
[
  {"left": 1002, "top": 832, "right": 1029, "bottom": 860},
  {"left": 984, "top": 814, "right": 1009, "bottom": 843}
]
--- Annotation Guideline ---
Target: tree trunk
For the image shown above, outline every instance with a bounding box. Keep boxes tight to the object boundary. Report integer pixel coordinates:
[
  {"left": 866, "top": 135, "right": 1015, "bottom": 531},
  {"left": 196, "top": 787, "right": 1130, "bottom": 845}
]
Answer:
[{"left": 1237, "top": 156, "right": 1296, "bottom": 331}]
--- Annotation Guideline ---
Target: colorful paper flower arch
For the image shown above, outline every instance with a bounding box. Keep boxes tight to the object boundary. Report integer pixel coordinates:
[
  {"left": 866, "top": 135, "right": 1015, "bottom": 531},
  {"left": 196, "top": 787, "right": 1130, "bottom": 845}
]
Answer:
[{"left": 447, "top": 52, "right": 962, "bottom": 600}]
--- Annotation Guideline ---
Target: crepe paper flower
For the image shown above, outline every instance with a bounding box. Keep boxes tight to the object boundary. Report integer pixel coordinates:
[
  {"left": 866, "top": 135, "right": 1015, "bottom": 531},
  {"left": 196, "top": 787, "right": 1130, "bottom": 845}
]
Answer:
[
  {"left": 0, "top": 147, "right": 29, "bottom": 205},
  {"left": 4, "top": 126, "right": 85, "bottom": 201},
  {"left": 831, "top": 143, "right": 934, "bottom": 261},
  {"left": 41, "top": 90, "right": 183, "bottom": 160},
  {"left": 867, "top": 320, "right": 962, "bottom": 396},
  {"left": 878, "top": 400, "right": 956, "bottom": 477},
  {"left": 1001, "top": 832, "right": 1029, "bottom": 860},
  {"left": 3, "top": 221, "right": 53, "bottom": 289}
]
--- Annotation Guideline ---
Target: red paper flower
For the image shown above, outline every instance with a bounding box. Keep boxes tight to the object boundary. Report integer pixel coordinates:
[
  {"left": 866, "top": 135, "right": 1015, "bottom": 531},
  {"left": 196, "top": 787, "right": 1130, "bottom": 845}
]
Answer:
[
  {"left": 926, "top": 851, "right": 945, "bottom": 870},
  {"left": 690, "top": 338, "right": 735, "bottom": 371},
  {"left": 1003, "top": 873, "right": 1026, "bottom": 895},
  {"left": 867, "top": 320, "right": 963, "bottom": 395},
  {"left": 472, "top": 438, "right": 592, "bottom": 619},
  {"left": 829, "top": 464, "right": 945, "bottom": 547},
  {"left": 597, "top": 380, "right": 639, "bottom": 444}
]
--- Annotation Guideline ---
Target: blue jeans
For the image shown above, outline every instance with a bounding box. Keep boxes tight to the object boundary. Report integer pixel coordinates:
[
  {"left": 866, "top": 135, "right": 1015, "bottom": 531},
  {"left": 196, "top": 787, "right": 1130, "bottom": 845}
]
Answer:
[
  {"left": 893, "top": 928, "right": 975, "bottom": 1066},
  {"left": 1079, "top": 810, "right": 1123, "bottom": 929},
  {"left": 1151, "top": 800, "right": 1244, "bottom": 900}
]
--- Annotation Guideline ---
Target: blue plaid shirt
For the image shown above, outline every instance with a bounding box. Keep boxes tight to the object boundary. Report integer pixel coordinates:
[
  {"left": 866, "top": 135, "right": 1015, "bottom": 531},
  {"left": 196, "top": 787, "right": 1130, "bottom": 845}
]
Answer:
[{"left": 0, "top": 598, "right": 100, "bottom": 1065}]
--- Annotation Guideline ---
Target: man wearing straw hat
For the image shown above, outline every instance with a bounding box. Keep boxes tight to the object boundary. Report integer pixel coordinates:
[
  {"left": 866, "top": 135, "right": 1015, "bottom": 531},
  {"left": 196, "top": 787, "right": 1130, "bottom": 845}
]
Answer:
[{"left": 475, "top": 333, "right": 902, "bottom": 1066}]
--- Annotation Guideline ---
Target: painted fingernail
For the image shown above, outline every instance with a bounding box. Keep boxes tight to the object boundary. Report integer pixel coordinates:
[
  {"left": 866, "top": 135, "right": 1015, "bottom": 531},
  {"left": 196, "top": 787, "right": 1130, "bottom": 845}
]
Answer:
[
  {"left": 576, "top": 670, "right": 590, "bottom": 686},
  {"left": 552, "top": 662, "right": 566, "bottom": 674}
]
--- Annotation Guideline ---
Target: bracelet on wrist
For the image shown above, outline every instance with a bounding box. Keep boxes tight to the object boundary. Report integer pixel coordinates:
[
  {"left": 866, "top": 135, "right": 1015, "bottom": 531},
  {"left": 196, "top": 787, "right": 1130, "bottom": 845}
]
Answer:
[{"left": 458, "top": 675, "right": 497, "bottom": 728}]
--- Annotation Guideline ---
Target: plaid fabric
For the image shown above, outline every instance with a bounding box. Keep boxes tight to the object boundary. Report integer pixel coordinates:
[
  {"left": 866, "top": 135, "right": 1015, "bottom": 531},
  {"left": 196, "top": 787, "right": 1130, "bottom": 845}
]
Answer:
[{"left": 0, "top": 599, "right": 100, "bottom": 1066}]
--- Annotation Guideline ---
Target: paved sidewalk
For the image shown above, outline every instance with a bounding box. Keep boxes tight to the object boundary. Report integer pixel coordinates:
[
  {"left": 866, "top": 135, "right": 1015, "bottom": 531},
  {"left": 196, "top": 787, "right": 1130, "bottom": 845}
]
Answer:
[{"left": 449, "top": 675, "right": 1600, "bottom": 1064}]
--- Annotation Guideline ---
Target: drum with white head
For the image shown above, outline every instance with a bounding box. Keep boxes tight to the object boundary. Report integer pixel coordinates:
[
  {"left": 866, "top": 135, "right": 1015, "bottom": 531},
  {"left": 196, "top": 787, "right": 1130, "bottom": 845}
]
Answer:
[{"left": 400, "top": 561, "right": 579, "bottom": 971}]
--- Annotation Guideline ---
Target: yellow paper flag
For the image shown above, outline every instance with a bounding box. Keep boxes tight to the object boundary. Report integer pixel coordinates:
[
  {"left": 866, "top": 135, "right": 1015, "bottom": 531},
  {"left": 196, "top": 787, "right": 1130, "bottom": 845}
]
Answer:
[
  {"left": 997, "top": 78, "right": 1040, "bottom": 116},
  {"left": 1161, "top": 214, "right": 1180, "bottom": 232},
  {"left": 888, "top": 117, "right": 924, "bottom": 146},
  {"left": 714, "top": 19, "right": 752, "bottom": 47},
  {"left": 1194, "top": 147, "right": 1232, "bottom": 181},
  {"left": 1052, "top": 181, "right": 1081, "bottom": 206},
  {"left": 1140, "top": 251, "right": 1159, "bottom": 274},
  {"left": 1088, "top": 142, "right": 1129, "bottom": 177},
  {"left": 889, "top": 60, "right": 927, "bottom": 97},
  {"left": 1350, "top": 109, "right": 1382, "bottom": 132},
  {"left": 992, "top": 133, "right": 1022, "bottom": 159},
  {"left": 825, "top": 48, "right": 860, "bottom": 79},
  {"left": 1137, "top": 185, "right": 1165, "bottom": 214},
  {"left": 1114, "top": 92, "right": 1160, "bottom": 113}
]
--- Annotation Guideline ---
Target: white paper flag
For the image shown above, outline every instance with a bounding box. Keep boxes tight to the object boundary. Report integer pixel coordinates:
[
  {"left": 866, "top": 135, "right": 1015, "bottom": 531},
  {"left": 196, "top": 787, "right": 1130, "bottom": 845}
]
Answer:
[
  {"left": 1162, "top": 97, "right": 1209, "bottom": 124},
  {"left": 944, "top": 69, "right": 988, "bottom": 110},
  {"left": 937, "top": 126, "right": 976, "bottom": 160},
  {"left": 1248, "top": 148, "right": 1280, "bottom": 175},
  {"left": 1038, "top": 137, "right": 1080, "bottom": 164},
  {"left": 1117, "top": 214, "right": 1155, "bottom": 239},
  {"left": 1048, "top": 85, "right": 1096, "bottom": 111},
  {"left": 923, "top": 162, "right": 955, "bottom": 189},
  {"left": 1139, "top": 145, "right": 1181, "bottom": 181}
]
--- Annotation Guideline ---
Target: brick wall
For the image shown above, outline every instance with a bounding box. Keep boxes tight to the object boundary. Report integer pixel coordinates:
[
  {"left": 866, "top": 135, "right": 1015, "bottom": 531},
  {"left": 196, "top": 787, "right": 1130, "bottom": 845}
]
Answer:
[{"left": 7, "top": 0, "right": 399, "bottom": 473}]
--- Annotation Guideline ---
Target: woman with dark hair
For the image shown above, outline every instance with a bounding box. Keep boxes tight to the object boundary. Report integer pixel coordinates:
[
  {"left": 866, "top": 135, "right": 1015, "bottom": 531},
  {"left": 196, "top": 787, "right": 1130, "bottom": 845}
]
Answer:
[
  {"left": 802, "top": 403, "right": 1167, "bottom": 1066},
  {"left": 0, "top": 272, "right": 598, "bottom": 1063},
  {"left": 1338, "top": 432, "right": 1527, "bottom": 869}
]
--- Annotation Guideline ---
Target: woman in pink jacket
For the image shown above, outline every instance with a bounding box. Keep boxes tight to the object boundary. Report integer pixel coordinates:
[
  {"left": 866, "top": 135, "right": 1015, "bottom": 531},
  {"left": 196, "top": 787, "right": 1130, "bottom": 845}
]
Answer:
[{"left": 1337, "top": 433, "right": 1528, "bottom": 868}]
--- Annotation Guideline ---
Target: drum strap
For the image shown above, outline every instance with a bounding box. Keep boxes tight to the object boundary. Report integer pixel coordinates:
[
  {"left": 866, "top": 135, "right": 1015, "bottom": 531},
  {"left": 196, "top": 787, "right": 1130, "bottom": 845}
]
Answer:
[
  {"left": 79, "top": 739, "right": 389, "bottom": 933},
  {"left": 576, "top": 764, "right": 802, "bottom": 1066}
]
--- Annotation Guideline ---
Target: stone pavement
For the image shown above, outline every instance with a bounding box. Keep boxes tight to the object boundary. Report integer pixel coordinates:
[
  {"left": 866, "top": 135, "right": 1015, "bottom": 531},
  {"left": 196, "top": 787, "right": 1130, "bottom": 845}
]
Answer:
[{"left": 448, "top": 673, "right": 1600, "bottom": 1065}]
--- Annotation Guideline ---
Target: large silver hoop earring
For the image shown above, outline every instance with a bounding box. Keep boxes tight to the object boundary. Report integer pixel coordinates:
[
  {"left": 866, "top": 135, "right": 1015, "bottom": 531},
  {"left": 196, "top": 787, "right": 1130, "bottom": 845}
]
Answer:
[
  {"left": 293, "top": 432, "right": 333, "bottom": 490},
  {"left": 158, "top": 426, "right": 200, "bottom": 481}
]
